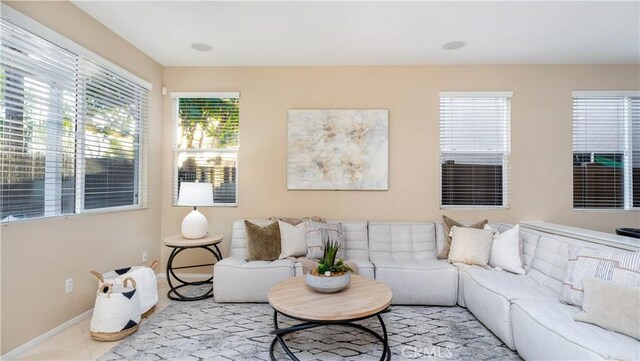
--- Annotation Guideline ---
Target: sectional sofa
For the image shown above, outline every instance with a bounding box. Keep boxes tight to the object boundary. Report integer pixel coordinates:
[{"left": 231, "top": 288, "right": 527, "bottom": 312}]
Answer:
[{"left": 213, "top": 220, "right": 640, "bottom": 360}]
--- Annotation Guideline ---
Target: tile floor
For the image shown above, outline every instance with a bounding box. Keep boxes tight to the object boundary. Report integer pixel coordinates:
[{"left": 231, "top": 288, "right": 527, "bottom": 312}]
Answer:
[{"left": 14, "top": 280, "right": 173, "bottom": 361}]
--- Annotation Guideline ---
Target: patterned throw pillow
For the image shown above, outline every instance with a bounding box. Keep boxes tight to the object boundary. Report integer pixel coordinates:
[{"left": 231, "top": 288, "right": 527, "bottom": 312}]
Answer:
[
  {"left": 448, "top": 226, "right": 495, "bottom": 266},
  {"left": 304, "top": 220, "right": 345, "bottom": 260},
  {"left": 269, "top": 216, "right": 327, "bottom": 226},
  {"left": 562, "top": 246, "right": 640, "bottom": 307},
  {"left": 438, "top": 216, "right": 488, "bottom": 259}
]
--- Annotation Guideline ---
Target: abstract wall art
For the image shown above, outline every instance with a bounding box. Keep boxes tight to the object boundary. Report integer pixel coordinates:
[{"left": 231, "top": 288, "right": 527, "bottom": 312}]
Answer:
[{"left": 287, "top": 109, "right": 389, "bottom": 190}]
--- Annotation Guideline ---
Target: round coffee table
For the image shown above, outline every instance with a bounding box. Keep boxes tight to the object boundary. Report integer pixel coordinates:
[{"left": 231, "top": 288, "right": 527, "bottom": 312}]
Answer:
[{"left": 267, "top": 275, "right": 393, "bottom": 361}]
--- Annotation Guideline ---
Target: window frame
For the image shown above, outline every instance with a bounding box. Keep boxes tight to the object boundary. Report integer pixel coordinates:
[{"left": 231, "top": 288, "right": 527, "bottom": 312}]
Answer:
[
  {"left": 438, "top": 91, "right": 513, "bottom": 209},
  {"left": 0, "top": 5, "right": 151, "bottom": 224},
  {"left": 170, "top": 92, "right": 240, "bottom": 208},
  {"left": 572, "top": 90, "right": 640, "bottom": 211}
]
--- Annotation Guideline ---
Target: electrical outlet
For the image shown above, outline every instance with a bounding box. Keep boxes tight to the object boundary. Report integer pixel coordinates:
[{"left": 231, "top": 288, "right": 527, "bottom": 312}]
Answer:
[
  {"left": 65, "top": 278, "right": 73, "bottom": 294},
  {"left": 142, "top": 251, "right": 148, "bottom": 263}
]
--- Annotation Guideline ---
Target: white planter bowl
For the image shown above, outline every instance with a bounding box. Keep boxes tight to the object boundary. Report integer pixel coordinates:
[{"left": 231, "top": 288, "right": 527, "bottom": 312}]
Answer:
[{"left": 305, "top": 272, "right": 351, "bottom": 293}]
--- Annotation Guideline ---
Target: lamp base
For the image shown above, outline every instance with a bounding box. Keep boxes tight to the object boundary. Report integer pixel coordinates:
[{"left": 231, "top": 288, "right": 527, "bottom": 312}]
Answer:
[{"left": 181, "top": 209, "right": 208, "bottom": 239}]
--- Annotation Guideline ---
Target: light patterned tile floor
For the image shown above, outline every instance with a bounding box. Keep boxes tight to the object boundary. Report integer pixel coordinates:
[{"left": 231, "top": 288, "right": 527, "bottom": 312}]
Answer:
[{"left": 14, "top": 280, "right": 173, "bottom": 361}]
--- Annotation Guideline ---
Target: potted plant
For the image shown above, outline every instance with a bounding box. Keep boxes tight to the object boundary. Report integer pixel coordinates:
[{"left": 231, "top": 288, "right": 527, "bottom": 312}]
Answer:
[{"left": 306, "top": 231, "right": 354, "bottom": 293}]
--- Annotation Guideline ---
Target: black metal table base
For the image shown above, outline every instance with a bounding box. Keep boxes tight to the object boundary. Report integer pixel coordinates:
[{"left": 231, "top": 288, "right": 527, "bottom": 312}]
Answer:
[
  {"left": 166, "top": 244, "right": 222, "bottom": 301},
  {"left": 269, "top": 309, "right": 391, "bottom": 361}
]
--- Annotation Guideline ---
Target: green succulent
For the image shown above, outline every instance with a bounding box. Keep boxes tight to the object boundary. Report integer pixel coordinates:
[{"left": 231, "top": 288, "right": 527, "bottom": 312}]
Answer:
[{"left": 314, "top": 230, "right": 354, "bottom": 275}]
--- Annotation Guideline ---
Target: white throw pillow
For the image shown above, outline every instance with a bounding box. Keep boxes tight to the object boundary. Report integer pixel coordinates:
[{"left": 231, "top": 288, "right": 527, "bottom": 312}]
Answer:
[
  {"left": 448, "top": 227, "right": 494, "bottom": 266},
  {"left": 486, "top": 224, "right": 525, "bottom": 275},
  {"left": 278, "top": 221, "right": 307, "bottom": 259}
]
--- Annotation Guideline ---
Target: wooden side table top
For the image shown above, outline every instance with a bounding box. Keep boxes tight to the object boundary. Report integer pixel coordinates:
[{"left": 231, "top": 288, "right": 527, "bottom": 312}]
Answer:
[
  {"left": 267, "top": 275, "right": 392, "bottom": 321},
  {"left": 163, "top": 234, "right": 223, "bottom": 248}
]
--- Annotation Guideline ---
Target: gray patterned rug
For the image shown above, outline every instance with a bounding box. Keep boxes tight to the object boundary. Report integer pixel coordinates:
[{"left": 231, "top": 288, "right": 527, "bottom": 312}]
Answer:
[{"left": 99, "top": 294, "right": 520, "bottom": 361}]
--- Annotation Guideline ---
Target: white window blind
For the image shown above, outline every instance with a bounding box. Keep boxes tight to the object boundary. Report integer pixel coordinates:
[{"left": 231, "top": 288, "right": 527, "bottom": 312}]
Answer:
[
  {"left": 0, "top": 11, "right": 149, "bottom": 222},
  {"left": 439, "top": 92, "right": 512, "bottom": 208},
  {"left": 572, "top": 92, "right": 639, "bottom": 210},
  {"left": 171, "top": 93, "right": 239, "bottom": 206}
]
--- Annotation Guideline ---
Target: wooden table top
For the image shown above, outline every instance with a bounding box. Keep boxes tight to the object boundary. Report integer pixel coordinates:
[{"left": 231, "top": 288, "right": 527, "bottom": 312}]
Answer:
[
  {"left": 267, "top": 275, "right": 392, "bottom": 321},
  {"left": 163, "top": 234, "right": 223, "bottom": 247}
]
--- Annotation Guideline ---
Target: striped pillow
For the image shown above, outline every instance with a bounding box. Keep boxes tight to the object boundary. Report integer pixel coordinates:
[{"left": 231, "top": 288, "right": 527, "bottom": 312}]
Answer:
[
  {"left": 562, "top": 246, "right": 640, "bottom": 307},
  {"left": 304, "top": 221, "right": 345, "bottom": 260}
]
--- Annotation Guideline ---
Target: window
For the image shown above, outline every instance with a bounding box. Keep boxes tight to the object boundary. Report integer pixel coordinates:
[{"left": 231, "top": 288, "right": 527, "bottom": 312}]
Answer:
[
  {"left": 0, "top": 8, "right": 150, "bottom": 222},
  {"left": 439, "top": 92, "right": 512, "bottom": 208},
  {"left": 172, "top": 93, "right": 239, "bottom": 206},
  {"left": 572, "top": 91, "right": 639, "bottom": 210}
]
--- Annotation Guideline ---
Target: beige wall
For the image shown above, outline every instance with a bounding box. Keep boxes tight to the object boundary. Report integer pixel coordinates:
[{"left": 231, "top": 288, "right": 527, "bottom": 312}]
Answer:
[
  {"left": 161, "top": 65, "right": 640, "bottom": 266},
  {"left": 0, "top": 1, "right": 163, "bottom": 354}
]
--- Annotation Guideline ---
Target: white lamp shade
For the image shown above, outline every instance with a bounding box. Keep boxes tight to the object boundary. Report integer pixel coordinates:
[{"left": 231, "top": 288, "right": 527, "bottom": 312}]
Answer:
[{"left": 177, "top": 182, "right": 214, "bottom": 207}]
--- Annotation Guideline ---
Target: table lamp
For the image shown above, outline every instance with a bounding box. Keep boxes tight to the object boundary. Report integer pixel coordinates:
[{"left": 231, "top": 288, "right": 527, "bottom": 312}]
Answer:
[{"left": 177, "top": 182, "right": 214, "bottom": 239}]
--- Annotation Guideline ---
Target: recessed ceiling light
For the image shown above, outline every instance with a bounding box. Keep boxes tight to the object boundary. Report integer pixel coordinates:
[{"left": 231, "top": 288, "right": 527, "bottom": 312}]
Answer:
[
  {"left": 442, "top": 41, "right": 467, "bottom": 50},
  {"left": 191, "top": 43, "right": 213, "bottom": 52}
]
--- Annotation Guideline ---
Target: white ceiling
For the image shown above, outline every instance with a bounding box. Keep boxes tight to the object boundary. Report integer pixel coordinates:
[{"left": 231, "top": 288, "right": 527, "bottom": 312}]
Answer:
[{"left": 72, "top": 1, "right": 640, "bottom": 66}]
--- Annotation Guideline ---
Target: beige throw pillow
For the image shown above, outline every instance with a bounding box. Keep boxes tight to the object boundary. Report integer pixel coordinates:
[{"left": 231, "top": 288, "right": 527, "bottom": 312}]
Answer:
[
  {"left": 438, "top": 216, "right": 488, "bottom": 259},
  {"left": 244, "top": 220, "right": 281, "bottom": 261},
  {"left": 448, "top": 226, "right": 494, "bottom": 266},
  {"left": 574, "top": 278, "right": 640, "bottom": 340},
  {"left": 278, "top": 220, "right": 307, "bottom": 259}
]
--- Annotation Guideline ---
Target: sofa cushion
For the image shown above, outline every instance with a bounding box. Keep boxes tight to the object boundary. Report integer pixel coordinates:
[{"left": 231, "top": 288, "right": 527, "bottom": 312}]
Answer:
[
  {"left": 375, "top": 259, "right": 458, "bottom": 305},
  {"left": 562, "top": 246, "right": 640, "bottom": 307},
  {"left": 213, "top": 257, "right": 295, "bottom": 303},
  {"left": 463, "top": 267, "right": 559, "bottom": 349},
  {"left": 466, "top": 267, "right": 559, "bottom": 302},
  {"left": 331, "top": 221, "right": 369, "bottom": 261},
  {"left": 512, "top": 300, "right": 640, "bottom": 361},
  {"left": 369, "top": 222, "right": 438, "bottom": 262},
  {"left": 519, "top": 228, "right": 540, "bottom": 272},
  {"left": 527, "top": 234, "right": 574, "bottom": 295}
]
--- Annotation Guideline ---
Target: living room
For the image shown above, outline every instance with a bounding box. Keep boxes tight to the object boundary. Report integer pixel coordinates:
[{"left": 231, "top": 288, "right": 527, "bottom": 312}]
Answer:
[{"left": 1, "top": 1, "right": 639, "bottom": 360}]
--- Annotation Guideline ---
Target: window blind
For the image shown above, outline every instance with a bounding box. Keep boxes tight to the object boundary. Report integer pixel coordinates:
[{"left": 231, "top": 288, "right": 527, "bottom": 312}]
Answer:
[
  {"left": 572, "top": 92, "right": 639, "bottom": 209},
  {"left": 439, "top": 92, "right": 512, "bottom": 208},
  {"left": 78, "top": 59, "right": 148, "bottom": 211},
  {"left": 171, "top": 93, "right": 239, "bottom": 206},
  {"left": 0, "top": 13, "right": 149, "bottom": 222}
]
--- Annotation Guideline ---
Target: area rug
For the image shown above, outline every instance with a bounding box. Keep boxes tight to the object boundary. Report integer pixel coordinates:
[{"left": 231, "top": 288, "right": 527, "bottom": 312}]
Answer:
[{"left": 99, "top": 295, "right": 520, "bottom": 361}]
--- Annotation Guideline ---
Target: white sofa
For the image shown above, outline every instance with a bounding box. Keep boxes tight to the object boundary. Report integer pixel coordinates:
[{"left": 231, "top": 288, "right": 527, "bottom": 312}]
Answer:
[
  {"left": 213, "top": 220, "right": 295, "bottom": 302},
  {"left": 213, "top": 219, "right": 640, "bottom": 360},
  {"left": 466, "top": 225, "right": 640, "bottom": 360},
  {"left": 214, "top": 220, "right": 374, "bottom": 302}
]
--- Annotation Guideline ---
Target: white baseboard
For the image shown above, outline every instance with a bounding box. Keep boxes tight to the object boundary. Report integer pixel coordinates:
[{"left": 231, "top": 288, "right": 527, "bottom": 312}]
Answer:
[{"left": 1, "top": 308, "right": 93, "bottom": 361}]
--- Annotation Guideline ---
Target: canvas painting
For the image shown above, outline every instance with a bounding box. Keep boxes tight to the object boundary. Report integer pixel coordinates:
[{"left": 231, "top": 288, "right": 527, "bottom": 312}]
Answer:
[{"left": 287, "top": 109, "right": 389, "bottom": 190}]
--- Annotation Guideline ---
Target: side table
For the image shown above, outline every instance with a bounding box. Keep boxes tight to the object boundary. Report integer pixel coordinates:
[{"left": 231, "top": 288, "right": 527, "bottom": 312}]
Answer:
[{"left": 163, "top": 234, "right": 223, "bottom": 301}]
